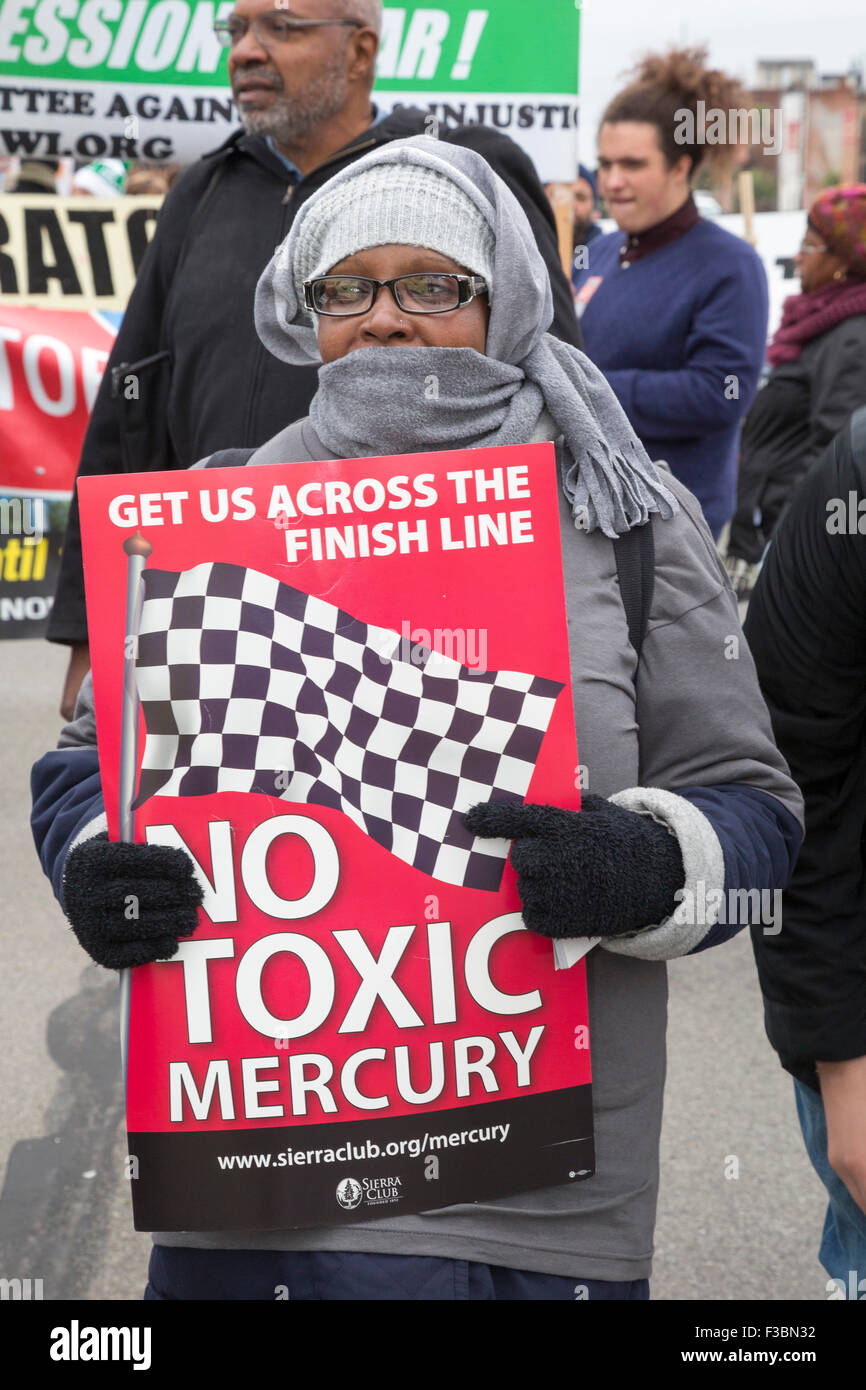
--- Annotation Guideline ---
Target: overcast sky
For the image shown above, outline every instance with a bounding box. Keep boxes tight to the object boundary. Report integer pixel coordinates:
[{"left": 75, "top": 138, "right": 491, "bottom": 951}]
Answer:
[{"left": 577, "top": 0, "right": 865, "bottom": 164}]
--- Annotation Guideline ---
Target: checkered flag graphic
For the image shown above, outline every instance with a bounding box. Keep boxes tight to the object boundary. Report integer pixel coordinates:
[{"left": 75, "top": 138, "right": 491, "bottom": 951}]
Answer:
[{"left": 132, "top": 562, "right": 563, "bottom": 891}]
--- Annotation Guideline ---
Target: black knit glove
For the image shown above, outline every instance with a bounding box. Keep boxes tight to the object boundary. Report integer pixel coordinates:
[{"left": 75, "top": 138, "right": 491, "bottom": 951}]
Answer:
[
  {"left": 464, "top": 794, "right": 685, "bottom": 939},
  {"left": 62, "top": 832, "right": 204, "bottom": 969}
]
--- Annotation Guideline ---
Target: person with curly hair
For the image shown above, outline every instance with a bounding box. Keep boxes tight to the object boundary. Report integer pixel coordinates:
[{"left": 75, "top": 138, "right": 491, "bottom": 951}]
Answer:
[{"left": 573, "top": 46, "right": 769, "bottom": 540}]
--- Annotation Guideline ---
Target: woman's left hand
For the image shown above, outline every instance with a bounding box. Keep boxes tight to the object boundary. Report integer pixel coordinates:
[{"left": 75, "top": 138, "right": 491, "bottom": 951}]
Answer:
[{"left": 464, "top": 794, "right": 685, "bottom": 939}]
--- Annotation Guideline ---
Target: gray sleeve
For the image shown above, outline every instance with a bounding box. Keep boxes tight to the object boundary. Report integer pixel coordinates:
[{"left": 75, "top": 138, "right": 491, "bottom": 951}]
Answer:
[
  {"left": 635, "top": 482, "right": 803, "bottom": 828},
  {"left": 56, "top": 671, "right": 98, "bottom": 750},
  {"left": 593, "top": 480, "right": 803, "bottom": 963}
]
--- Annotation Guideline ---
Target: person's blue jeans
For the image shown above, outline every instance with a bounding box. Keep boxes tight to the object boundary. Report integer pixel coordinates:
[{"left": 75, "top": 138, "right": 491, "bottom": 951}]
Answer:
[
  {"left": 795, "top": 1078, "right": 866, "bottom": 1298},
  {"left": 144, "top": 1246, "right": 650, "bottom": 1301}
]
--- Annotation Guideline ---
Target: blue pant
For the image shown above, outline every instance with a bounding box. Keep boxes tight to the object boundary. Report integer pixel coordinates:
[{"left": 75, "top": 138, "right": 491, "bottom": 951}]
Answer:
[
  {"left": 795, "top": 1078, "right": 866, "bottom": 1298},
  {"left": 145, "top": 1246, "right": 650, "bottom": 1301}
]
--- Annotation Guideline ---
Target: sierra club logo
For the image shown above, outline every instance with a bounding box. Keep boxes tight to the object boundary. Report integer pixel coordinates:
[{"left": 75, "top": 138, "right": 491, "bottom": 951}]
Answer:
[
  {"left": 336, "top": 1175, "right": 404, "bottom": 1210},
  {"left": 336, "top": 1178, "right": 363, "bottom": 1211}
]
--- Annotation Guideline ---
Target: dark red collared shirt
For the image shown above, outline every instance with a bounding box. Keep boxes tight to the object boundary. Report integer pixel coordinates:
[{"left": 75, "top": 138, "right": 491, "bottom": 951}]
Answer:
[{"left": 618, "top": 194, "right": 700, "bottom": 267}]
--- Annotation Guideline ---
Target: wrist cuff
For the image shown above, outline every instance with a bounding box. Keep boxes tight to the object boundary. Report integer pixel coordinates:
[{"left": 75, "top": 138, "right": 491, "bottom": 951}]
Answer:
[
  {"left": 600, "top": 786, "right": 725, "bottom": 961},
  {"left": 67, "top": 811, "right": 108, "bottom": 856}
]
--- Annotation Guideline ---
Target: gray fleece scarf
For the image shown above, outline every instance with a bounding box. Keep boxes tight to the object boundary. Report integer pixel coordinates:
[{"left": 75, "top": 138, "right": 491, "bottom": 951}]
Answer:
[{"left": 254, "top": 137, "right": 678, "bottom": 538}]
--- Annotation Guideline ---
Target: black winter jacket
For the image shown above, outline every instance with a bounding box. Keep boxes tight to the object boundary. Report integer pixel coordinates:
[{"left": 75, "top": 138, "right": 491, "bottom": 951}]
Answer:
[
  {"left": 746, "top": 404, "right": 866, "bottom": 1090},
  {"left": 48, "top": 109, "right": 581, "bottom": 644},
  {"left": 729, "top": 313, "right": 866, "bottom": 563}
]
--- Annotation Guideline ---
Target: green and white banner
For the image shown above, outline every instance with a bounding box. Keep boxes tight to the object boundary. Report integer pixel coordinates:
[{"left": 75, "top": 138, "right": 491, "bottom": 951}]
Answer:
[
  {"left": 0, "top": 2, "right": 580, "bottom": 180},
  {"left": 374, "top": 5, "right": 580, "bottom": 181}
]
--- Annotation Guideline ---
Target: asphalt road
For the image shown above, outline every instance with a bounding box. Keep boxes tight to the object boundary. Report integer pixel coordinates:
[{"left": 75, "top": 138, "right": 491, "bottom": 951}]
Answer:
[{"left": 0, "top": 637, "right": 829, "bottom": 1301}]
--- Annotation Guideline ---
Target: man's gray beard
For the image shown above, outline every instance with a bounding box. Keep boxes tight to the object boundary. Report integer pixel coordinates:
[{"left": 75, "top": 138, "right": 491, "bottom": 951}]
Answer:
[{"left": 237, "top": 65, "right": 350, "bottom": 150}]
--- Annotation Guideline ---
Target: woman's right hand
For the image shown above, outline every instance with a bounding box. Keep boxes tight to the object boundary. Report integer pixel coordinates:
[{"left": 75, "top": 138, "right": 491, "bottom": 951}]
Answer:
[{"left": 63, "top": 833, "right": 203, "bottom": 970}]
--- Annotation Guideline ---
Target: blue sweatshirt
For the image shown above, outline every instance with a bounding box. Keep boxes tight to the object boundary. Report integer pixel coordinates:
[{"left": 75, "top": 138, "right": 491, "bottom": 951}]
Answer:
[{"left": 573, "top": 219, "right": 769, "bottom": 538}]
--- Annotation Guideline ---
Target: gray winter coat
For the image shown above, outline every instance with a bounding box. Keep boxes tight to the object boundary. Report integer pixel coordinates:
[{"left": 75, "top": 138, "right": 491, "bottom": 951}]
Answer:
[{"left": 55, "top": 414, "right": 802, "bottom": 1278}]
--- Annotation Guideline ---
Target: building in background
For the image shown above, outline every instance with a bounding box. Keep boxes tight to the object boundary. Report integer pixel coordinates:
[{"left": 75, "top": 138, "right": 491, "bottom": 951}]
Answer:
[{"left": 746, "top": 59, "right": 866, "bottom": 210}]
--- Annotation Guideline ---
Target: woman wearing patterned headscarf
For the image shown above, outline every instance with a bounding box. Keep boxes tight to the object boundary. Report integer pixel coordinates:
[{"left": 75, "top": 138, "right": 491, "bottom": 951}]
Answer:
[
  {"left": 726, "top": 184, "right": 866, "bottom": 598},
  {"left": 32, "top": 136, "right": 804, "bottom": 1303}
]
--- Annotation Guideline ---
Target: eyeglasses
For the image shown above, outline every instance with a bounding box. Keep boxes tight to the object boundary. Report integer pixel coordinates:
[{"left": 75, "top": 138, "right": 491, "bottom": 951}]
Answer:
[
  {"left": 214, "top": 12, "right": 364, "bottom": 49},
  {"left": 797, "top": 239, "right": 828, "bottom": 255},
  {"left": 303, "top": 273, "right": 489, "bottom": 317}
]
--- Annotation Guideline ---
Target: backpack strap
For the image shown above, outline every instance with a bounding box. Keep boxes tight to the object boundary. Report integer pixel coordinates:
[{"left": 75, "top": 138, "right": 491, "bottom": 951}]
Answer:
[
  {"left": 204, "top": 447, "right": 258, "bottom": 469},
  {"left": 614, "top": 521, "right": 655, "bottom": 659},
  {"left": 554, "top": 436, "right": 655, "bottom": 658}
]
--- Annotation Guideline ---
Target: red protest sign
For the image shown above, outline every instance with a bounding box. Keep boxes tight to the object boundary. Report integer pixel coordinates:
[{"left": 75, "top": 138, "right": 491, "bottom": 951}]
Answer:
[
  {"left": 78, "top": 443, "right": 593, "bottom": 1232},
  {"left": 0, "top": 305, "right": 115, "bottom": 494},
  {"left": 0, "top": 304, "right": 117, "bottom": 637}
]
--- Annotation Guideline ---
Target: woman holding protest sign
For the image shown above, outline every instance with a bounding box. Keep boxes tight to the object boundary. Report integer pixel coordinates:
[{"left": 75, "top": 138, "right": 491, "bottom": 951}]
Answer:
[{"left": 32, "top": 136, "right": 803, "bottom": 1301}]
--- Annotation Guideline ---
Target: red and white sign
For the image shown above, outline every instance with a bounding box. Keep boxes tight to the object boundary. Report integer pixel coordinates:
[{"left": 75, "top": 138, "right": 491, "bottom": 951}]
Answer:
[
  {"left": 0, "top": 305, "right": 115, "bottom": 496},
  {"left": 0, "top": 305, "right": 116, "bottom": 638},
  {"left": 79, "top": 444, "right": 594, "bottom": 1232}
]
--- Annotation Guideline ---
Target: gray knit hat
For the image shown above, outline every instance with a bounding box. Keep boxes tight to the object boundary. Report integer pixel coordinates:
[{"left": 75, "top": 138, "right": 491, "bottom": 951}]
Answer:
[
  {"left": 255, "top": 136, "right": 680, "bottom": 539},
  {"left": 290, "top": 160, "right": 495, "bottom": 309}
]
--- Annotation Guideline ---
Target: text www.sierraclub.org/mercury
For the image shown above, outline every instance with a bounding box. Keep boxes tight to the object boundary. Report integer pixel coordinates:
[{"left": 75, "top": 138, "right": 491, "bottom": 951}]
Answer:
[{"left": 216, "top": 1123, "right": 511, "bottom": 1170}]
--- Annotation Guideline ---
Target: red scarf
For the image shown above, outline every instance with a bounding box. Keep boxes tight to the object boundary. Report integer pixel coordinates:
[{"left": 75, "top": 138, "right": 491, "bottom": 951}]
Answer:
[{"left": 768, "top": 276, "right": 866, "bottom": 365}]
